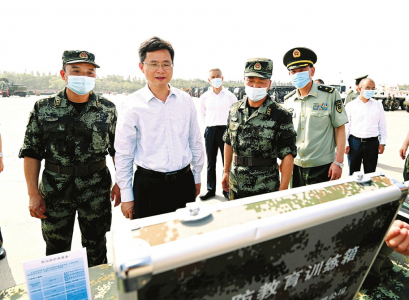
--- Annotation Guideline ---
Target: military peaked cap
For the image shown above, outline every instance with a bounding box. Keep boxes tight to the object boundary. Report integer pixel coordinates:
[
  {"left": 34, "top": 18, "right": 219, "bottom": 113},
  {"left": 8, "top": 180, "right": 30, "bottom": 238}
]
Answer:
[
  {"left": 283, "top": 47, "right": 317, "bottom": 70},
  {"left": 62, "top": 50, "right": 100, "bottom": 68},
  {"left": 244, "top": 58, "right": 273, "bottom": 79}
]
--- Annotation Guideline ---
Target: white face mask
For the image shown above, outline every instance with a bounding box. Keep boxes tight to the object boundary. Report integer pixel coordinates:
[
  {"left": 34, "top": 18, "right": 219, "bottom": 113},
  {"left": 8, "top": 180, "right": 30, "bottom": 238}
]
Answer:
[
  {"left": 211, "top": 78, "right": 222, "bottom": 88},
  {"left": 244, "top": 84, "right": 268, "bottom": 102}
]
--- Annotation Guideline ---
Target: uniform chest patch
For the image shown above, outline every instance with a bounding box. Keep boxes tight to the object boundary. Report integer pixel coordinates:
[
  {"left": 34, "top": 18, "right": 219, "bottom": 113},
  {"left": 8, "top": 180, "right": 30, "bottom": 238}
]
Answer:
[{"left": 313, "top": 103, "right": 328, "bottom": 110}]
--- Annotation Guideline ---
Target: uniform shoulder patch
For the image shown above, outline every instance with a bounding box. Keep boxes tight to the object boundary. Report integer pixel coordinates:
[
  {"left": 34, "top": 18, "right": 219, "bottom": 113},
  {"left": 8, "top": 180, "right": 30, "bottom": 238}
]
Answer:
[
  {"left": 318, "top": 85, "right": 335, "bottom": 93},
  {"left": 335, "top": 99, "right": 343, "bottom": 113},
  {"left": 284, "top": 90, "right": 296, "bottom": 100}
]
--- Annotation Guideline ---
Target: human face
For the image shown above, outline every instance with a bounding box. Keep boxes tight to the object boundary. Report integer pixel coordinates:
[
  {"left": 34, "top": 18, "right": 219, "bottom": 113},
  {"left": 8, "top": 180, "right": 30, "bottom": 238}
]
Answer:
[
  {"left": 139, "top": 49, "right": 173, "bottom": 88},
  {"left": 60, "top": 63, "right": 96, "bottom": 84},
  {"left": 208, "top": 70, "right": 223, "bottom": 83},
  {"left": 288, "top": 65, "right": 315, "bottom": 78},
  {"left": 360, "top": 79, "right": 375, "bottom": 98},
  {"left": 244, "top": 76, "right": 271, "bottom": 89}
]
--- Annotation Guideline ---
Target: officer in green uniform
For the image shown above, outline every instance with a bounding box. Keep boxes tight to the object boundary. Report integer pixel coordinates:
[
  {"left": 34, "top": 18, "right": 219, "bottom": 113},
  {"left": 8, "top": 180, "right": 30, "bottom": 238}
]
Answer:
[
  {"left": 283, "top": 47, "right": 348, "bottom": 188},
  {"left": 19, "top": 50, "right": 120, "bottom": 267},
  {"left": 222, "top": 58, "right": 297, "bottom": 200},
  {"left": 344, "top": 75, "right": 368, "bottom": 106}
]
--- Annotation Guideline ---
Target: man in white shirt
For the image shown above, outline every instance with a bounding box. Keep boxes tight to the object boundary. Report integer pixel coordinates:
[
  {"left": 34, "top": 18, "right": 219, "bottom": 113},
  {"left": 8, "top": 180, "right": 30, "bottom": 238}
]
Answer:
[
  {"left": 345, "top": 78, "right": 387, "bottom": 175},
  {"left": 199, "top": 68, "right": 237, "bottom": 200},
  {"left": 115, "top": 37, "right": 204, "bottom": 219}
]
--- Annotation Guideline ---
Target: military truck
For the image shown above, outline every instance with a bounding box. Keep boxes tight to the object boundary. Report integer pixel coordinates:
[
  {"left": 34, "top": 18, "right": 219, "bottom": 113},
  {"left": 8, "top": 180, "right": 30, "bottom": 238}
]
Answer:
[
  {"left": 0, "top": 78, "right": 27, "bottom": 97},
  {"left": 269, "top": 86, "right": 296, "bottom": 103},
  {"left": 372, "top": 86, "right": 407, "bottom": 110},
  {"left": 233, "top": 87, "right": 245, "bottom": 100}
]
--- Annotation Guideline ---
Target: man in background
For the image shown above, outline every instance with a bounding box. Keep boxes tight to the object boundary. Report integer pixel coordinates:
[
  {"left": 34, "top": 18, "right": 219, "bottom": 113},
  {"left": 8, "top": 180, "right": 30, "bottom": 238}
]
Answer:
[
  {"left": 0, "top": 131, "right": 5, "bottom": 260},
  {"left": 345, "top": 75, "right": 368, "bottom": 106},
  {"left": 345, "top": 78, "right": 387, "bottom": 175},
  {"left": 199, "top": 68, "right": 237, "bottom": 200}
]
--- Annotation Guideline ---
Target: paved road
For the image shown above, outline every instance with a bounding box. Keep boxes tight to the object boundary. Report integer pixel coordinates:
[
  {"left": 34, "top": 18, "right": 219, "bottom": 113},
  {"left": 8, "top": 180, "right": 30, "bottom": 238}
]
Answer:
[{"left": 0, "top": 94, "right": 408, "bottom": 289}]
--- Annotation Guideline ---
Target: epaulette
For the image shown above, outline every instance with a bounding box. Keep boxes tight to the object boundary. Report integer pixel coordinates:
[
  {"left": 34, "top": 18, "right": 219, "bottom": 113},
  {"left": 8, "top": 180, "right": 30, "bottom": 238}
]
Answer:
[
  {"left": 347, "top": 90, "right": 353, "bottom": 95},
  {"left": 318, "top": 85, "right": 335, "bottom": 93},
  {"left": 284, "top": 90, "right": 296, "bottom": 100}
]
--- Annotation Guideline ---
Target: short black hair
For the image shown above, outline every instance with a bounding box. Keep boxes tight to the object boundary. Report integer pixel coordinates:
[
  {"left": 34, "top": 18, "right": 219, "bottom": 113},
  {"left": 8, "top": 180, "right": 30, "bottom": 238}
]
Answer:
[
  {"left": 315, "top": 79, "right": 324, "bottom": 84},
  {"left": 138, "top": 36, "right": 174, "bottom": 63}
]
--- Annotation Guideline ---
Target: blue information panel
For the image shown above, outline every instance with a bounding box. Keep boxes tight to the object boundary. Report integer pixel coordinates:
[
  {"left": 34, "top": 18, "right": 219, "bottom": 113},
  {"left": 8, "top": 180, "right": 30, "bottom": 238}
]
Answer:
[{"left": 23, "top": 249, "right": 91, "bottom": 300}]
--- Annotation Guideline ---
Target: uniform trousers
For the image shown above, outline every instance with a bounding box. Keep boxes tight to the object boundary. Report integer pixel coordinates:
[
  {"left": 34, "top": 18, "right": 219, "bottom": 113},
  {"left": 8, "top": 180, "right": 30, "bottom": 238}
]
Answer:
[
  {"left": 204, "top": 126, "right": 226, "bottom": 192},
  {"left": 347, "top": 135, "right": 379, "bottom": 175},
  {"left": 40, "top": 166, "right": 112, "bottom": 267},
  {"left": 291, "top": 163, "right": 332, "bottom": 188},
  {"left": 132, "top": 168, "right": 196, "bottom": 219}
]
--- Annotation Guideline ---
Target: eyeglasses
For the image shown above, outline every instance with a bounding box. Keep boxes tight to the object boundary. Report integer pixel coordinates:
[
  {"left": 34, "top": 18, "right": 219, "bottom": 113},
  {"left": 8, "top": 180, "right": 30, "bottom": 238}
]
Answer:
[{"left": 143, "top": 62, "right": 174, "bottom": 70}]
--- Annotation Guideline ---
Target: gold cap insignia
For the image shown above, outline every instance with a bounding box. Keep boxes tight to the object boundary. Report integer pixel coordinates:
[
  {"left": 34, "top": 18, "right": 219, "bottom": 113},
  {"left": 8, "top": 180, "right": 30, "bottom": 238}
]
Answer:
[
  {"left": 79, "top": 52, "right": 88, "bottom": 59},
  {"left": 293, "top": 49, "right": 301, "bottom": 58},
  {"left": 266, "top": 107, "right": 271, "bottom": 116},
  {"left": 254, "top": 63, "right": 262, "bottom": 70},
  {"left": 55, "top": 98, "right": 61, "bottom": 106}
]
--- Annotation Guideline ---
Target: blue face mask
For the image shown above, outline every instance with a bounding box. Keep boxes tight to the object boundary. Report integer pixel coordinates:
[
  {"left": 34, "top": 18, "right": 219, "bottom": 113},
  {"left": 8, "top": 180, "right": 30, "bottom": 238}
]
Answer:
[
  {"left": 66, "top": 75, "right": 96, "bottom": 95},
  {"left": 290, "top": 71, "right": 311, "bottom": 89},
  {"left": 363, "top": 90, "right": 376, "bottom": 99},
  {"left": 211, "top": 78, "right": 222, "bottom": 88}
]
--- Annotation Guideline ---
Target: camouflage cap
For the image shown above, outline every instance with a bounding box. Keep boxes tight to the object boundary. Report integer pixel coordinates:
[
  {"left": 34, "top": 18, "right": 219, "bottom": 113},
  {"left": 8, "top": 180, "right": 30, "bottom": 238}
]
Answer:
[
  {"left": 244, "top": 58, "right": 273, "bottom": 79},
  {"left": 62, "top": 50, "right": 100, "bottom": 68},
  {"left": 283, "top": 47, "right": 317, "bottom": 70}
]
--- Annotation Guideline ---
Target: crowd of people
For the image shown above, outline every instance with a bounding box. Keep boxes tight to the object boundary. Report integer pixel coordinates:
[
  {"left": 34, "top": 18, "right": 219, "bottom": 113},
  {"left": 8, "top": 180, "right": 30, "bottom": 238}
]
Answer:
[{"left": 0, "top": 37, "right": 408, "bottom": 281}]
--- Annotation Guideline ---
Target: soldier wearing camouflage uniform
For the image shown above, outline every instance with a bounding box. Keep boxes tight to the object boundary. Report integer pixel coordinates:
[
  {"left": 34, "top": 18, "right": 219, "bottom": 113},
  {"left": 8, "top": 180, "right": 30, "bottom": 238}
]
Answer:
[
  {"left": 384, "top": 94, "right": 391, "bottom": 111},
  {"left": 344, "top": 75, "right": 368, "bottom": 106},
  {"left": 19, "top": 50, "right": 119, "bottom": 267},
  {"left": 222, "top": 58, "right": 297, "bottom": 200}
]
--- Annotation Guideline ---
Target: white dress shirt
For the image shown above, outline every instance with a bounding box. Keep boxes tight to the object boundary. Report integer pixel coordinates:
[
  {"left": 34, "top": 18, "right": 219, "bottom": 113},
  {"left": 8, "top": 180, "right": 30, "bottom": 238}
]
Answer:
[
  {"left": 200, "top": 87, "right": 237, "bottom": 127},
  {"left": 115, "top": 84, "right": 204, "bottom": 202},
  {"left": 345, "top": 96, "right": 387, "bottom": 146}
]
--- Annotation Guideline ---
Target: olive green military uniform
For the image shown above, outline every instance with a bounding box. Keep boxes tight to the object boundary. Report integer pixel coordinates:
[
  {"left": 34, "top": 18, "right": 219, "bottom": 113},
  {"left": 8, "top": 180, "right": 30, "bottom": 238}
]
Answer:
[
  {"left": 344, "top": 90, "right": 360, "bottom": 106},
  {"left": 223, "top": 58, "right": 297, "bottom": 200},
  {"left": 384, "top": 96, "right": 391, "bottom": 111},
  {"left": 390, "top": 95, "right": 396, "bottom": 111},
  {"left": 18, "top": 51, "right": 117, "bottom": 267},
  {"left": 283, "top": 48, "right": 348, "bottom": 188}
]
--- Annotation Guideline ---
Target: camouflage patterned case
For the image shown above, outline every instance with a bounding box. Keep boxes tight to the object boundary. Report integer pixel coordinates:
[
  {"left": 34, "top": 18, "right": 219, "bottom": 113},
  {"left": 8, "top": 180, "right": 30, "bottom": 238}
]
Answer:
[{"left": 113, "top": 173, "right": 407, "bottom": 300}]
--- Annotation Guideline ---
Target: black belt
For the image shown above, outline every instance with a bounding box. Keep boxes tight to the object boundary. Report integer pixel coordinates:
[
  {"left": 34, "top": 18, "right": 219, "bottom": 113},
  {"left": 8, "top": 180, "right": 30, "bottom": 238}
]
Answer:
[
  {"left": 137, "top": 165, "right": 190, "bottom": 181},
  {"left": 208, "top": 125, "right": 227, "bottom": 130},
  {"left": 351, "top": 135, "right": 379, "bottom": 142},
  {"left": 233, "top": 155, "right": 277, "bottom": 167},
  {"left": 45, "top": 159, "right": 106, "bottom": 176}
]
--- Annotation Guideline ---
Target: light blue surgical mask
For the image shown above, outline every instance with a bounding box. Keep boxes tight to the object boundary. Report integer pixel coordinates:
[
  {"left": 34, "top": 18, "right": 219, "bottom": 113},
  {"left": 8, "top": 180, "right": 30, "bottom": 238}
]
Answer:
[
  {"left": 363, "top": 90, "right": 376, "bottom": 99},
  {"left": 211, "top": 78, "right": 222, "bottom": 88},
  {"left": 244, "top": 84, "right": 268, "bottom": 102},
  {"left": 291, "top": 71, "right": 311, "bottom": 89},
  {"left": 66, "top": 75, "right": 96, "bottom": 95}
]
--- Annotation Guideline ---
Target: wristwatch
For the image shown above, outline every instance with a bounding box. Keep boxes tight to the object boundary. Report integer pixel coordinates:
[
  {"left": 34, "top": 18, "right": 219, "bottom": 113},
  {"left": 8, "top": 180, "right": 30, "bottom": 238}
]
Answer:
[
  {"left": 0, "top": 152, "right": 3, "bottom": 158},
  {"left": 333, "top": 161, "right": 343, "bottom": 169}
]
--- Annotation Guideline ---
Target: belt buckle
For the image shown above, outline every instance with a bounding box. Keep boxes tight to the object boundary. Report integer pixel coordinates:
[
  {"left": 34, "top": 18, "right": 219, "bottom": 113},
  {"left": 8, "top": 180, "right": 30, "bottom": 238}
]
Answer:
[
  {"left": 165, "top": 171, "right": 178, "bottom": 181},
  {"left": 361, "top": 138, "right": 366, "bottom": 142}
]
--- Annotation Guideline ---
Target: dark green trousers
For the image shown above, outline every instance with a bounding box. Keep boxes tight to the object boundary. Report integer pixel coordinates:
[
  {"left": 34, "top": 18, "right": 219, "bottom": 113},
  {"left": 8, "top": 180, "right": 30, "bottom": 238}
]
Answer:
[{"left": 291, "top": 163, "right": 332, "bottom": 188}]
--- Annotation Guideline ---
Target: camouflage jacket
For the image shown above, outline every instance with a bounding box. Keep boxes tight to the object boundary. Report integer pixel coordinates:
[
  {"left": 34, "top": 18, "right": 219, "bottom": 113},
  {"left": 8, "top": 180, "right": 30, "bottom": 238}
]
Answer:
[
  {"left": 223, "top": 96, "right": 297, "bottom": 197},
  {"left": 19, "top": 89, "right": 117, "bottom": 166}
]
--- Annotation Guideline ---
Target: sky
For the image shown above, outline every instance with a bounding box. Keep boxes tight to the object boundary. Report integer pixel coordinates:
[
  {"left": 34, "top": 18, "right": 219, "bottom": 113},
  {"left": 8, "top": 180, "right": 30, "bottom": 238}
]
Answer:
[{"left": 1, "top": 0, "right": 409, "bottom": 88}]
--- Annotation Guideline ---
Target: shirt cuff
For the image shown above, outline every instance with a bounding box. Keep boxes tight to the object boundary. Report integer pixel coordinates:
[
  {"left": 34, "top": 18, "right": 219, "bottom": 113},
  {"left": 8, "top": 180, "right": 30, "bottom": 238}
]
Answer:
[
  {"left": 120, "top": 187, "right": 134, "bottom": 202},
  {"left": 380, "top": 139, "right": 386, "bottom": 145},
  {"left": 193, "top": 172, "right": 201, "bottom": 184}
]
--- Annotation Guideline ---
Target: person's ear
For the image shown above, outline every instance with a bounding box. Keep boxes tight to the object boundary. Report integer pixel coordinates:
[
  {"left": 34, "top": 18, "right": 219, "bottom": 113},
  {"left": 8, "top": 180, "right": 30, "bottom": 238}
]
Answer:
[{"left": 139, "top": 62, "right": 145, "bottom": 74}]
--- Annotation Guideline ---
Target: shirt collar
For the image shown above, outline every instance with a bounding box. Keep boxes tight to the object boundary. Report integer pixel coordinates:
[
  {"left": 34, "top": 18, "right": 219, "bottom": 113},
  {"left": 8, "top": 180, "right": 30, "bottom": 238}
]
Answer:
[
  {"left": 238, "top": 95, "right": 273, "bottom": 114},
  {"left": 55, "top": 88, "right": 99, "bottom": 109},
  {"left": 210, "top": 88, "right": 225, "bottom": 96},
  {"left": 358, "top": 95, "right": 374, "bottom": 102},
  {"left": 142, "top": 84, "right": 176, "bottom": 103},
  {"left": 296, "top": 81, "right": 318, "bottom": 99}
]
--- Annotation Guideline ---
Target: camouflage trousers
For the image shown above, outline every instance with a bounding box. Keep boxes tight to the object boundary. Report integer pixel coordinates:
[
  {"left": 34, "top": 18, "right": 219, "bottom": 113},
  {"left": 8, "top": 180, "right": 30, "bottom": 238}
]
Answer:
[
  {"left": 39, "top": 166, "right": 112, "bottom": 267},
  {"left": 229, "top": 163, "right": 279, "bottom": 200},
  {"left": 404, "top": 156, "right": 409, "bottom": 182},
  {"left": 291, "top": 163, "right": 332, "bottom": 188}
]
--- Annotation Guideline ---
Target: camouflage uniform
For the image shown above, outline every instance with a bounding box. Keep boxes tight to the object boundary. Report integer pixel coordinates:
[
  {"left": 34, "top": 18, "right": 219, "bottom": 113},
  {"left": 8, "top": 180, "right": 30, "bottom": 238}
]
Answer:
[
  {"left": 384, "top": 96, "right": 391, "bottom": 111},
  {"left": 19, "top": 87, "right": 117, "bottom": 267},
  {"left": 223, "top": 95, "right": 297, "bottom": 199}
]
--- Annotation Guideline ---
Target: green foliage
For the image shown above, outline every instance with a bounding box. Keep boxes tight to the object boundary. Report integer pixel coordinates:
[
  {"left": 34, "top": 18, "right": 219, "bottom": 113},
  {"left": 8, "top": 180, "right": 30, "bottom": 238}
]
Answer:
[
  {"left": 399, "top": 84, "right": 409, "bottom": 90},
  {"left": 0, "top": 71, "right": 291, "bottom": 93}
]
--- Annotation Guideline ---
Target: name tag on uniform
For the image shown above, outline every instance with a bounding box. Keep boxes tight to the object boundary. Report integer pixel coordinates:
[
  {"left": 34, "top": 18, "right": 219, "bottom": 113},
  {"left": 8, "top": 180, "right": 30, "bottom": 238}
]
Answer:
[{"left": 313, "top": 103, "right": 328, "bottom": 110}]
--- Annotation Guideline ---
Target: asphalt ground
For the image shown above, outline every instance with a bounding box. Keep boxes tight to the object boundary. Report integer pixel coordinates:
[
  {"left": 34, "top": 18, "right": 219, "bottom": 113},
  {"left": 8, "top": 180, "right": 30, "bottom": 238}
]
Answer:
[{"left": 0, "top": 94, "right": 408, "bottom": 290}]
